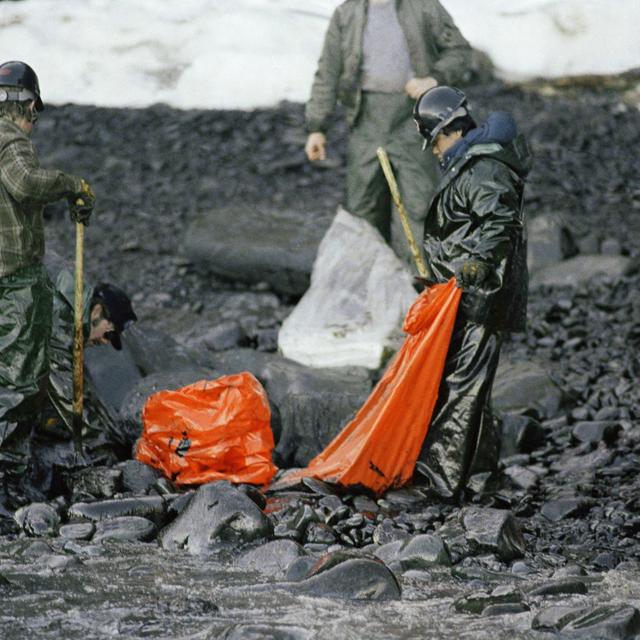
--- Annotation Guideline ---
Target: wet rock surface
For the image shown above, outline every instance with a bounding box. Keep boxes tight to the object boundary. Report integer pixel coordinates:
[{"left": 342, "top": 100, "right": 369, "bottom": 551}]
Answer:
[{"left": 1, "top": 84, "right": 640, "bottom": 637}]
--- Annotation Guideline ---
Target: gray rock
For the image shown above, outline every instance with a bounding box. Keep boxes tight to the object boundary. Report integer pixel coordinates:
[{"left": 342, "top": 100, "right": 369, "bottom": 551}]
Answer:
[
  {"left": 235, "top": 540, "right": 307, "bottom": 578},
  {"left": 571, "top": 421, "right": 620, "bottom": 445},
  {"left": 93, "top": 516, "right": 157, "bottom": 543},
  {"left": 553, "top": 565, "right": 588, "bottom": 579},
  {"left": 284, "top": 556, "right": 317, "bottom": 582},
  {"left": 289, "top": 557, "right": 401, "bottom": 600},
  {"left": 482, "top": 602, "right": 530, "bottom": 617},
  {"left": 530, "top": 255, "right": 632, "bottom": 288},
  {"left": 532, "top": 604, "right": 640, "bottom": 638},
  {"left": 493, "top": 358, "right": 563, "bottom": 417},
  {"left": 461, "top": 508, "right": 526, "bottom": 562},
  {"left": 43, "top": 554, "right": 81, "bottom": 573},
  {"left": 68, "top": 496, "right": 166, "bottom": 524},
  {"left": 218, "top": 624, "right": 313, "bottom": 640},
  {"left": 59, "top": 522, "right": 95, "bottom": 541},
  {"left": 396, "top": 534, "right": 451, "bottom": 570},
  {"left": 527, "top": 213, "right": 577, "bottom": 274},
  {"left": 541, "top": 498, "right": 591, "bottom": 522},
  {"left": 528, "top": 578, "right": 588, "bottom": 597},
  {"left": 504, "top": 465, "right": 540, "bottom": 491},
  {"left": 600, "top": 237, "right": 623, "bottom": 256},
  {"left": 14, "top": 503, "right": 61, "bottom": 537},
  {"left": 85, "top": 335, "right": 142, "bottom": 419},
  {"left": 119, "top": 460, "right": 163, "bottom": 495},
  {"left": 499, "top": 414, "right": 545, "bottom": 458},
  {"left": 159, "top": 481, "right": 272, "bottom": 554},
  {"left": 65, "top": 466, "right": 123, "bottom": 501},
  {"left": 455, "top": 584, "right": 523, "bottom": 614},
  {"left": 184, "top": 204, "right": 332, "bottom": 296}
]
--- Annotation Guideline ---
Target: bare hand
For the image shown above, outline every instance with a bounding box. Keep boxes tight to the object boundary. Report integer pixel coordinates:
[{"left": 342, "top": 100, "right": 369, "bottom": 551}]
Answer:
[
  {"left": 405, "top": 77, "right": 439, "bottom": 100},
  {"left": 305, "top": 132, "right": 327, "bottom": 162}
]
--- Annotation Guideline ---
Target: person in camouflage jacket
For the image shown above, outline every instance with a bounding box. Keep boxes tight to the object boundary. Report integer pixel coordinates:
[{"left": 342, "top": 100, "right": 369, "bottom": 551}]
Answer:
[
  {"left": 0, "top": 61, "right": 95, "bottom": 505},
  {"left": 304, "top": 0, "right": 472, "bottom": 264}
]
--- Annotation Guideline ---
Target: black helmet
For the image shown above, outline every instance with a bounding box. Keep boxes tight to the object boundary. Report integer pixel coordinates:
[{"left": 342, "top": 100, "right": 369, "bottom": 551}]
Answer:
[
  {"left": 413, "top": 86, "right": 469, "bottom": 147},
  {"left": 0, "top": 61, "right": 44, "bottom": 111},
  {"left": 92, "top": 283, "right": 137, "bottom": 351}
]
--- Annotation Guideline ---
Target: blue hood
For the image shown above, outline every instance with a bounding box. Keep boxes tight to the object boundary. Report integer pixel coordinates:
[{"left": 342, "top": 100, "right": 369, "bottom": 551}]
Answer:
[{"left": 442, "top": 111, "right": 518, "bottom": 169}]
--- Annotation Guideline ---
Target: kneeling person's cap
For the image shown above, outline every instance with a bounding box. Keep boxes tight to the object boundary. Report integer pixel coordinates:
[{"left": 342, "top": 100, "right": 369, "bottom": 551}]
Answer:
[{"left": 92, "top": 283, "right": 137, "bottom": 350}]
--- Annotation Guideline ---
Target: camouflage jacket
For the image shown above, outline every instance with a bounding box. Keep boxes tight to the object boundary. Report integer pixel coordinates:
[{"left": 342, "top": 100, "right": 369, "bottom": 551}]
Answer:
[
  {"left": 0, "top": 118, "right": 82, "bottom": 278},
  {"left": 306, "top": 0, "right": 472, "bottom": 133}
]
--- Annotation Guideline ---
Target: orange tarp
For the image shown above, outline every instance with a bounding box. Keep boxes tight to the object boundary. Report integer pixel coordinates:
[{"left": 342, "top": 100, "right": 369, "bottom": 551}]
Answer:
[
  {"left": 273, "top": 278, "right": 461, "bottom": 494},
  {"left": 136, "top": 372, "right": 277, "bottom": 486}
]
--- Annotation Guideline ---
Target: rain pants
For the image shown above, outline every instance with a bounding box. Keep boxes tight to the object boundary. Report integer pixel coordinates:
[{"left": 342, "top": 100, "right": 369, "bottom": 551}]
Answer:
[
  {"left": 418, "top": 124, "right": 532, "bottom": 500},
  {"left": 0, "top": 262, "right": 53, "bottom": 474}
]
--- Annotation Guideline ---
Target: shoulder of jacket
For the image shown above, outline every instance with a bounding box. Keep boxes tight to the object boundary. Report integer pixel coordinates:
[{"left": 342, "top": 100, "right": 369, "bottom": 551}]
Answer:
[{"left": 0, "top": 119, "right": 28, "bottom": 148}]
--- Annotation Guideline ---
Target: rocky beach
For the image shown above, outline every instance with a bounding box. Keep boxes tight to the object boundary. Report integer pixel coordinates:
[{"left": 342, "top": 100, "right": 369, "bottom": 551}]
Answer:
[{"left": 1, "top": 79, "right": 640, "bottom": 639}]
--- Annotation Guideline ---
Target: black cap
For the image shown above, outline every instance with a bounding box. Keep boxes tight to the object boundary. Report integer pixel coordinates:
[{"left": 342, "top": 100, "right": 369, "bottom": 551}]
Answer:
[
  {"left": 92, "top": 283, "right": 137, "bottom": 350},
  {"left": 413, "top": 86, "right": 469, "bottom": 147},
  {"left": 0, "top": 61, "right": 44, "bottom": 111}
]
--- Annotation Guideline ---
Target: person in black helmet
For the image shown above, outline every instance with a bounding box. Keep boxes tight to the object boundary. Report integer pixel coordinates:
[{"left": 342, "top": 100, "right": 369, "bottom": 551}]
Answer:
[
  {"left": 0, "top": 61, "right": 96, "bottom": 508},
  {"left": 412, "top": 85, "right": 531, "bottom": 502},
  {"left": 0, "top": 265, "right": 138, "bottom": 510}
]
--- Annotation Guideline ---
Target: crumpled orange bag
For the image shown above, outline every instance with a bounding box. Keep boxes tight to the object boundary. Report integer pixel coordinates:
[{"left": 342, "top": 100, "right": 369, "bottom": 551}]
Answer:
[
  {"left": 136, "top": 372, "right": 277, "bottom": 486},
  {"left": 273, "top": 278, "right": 461, "bottom": 494}
]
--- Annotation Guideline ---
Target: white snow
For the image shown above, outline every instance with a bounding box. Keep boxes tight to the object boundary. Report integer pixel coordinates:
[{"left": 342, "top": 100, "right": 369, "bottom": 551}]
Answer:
[{"left": 0, "top": 0, "right": 638, "bottom": 110}]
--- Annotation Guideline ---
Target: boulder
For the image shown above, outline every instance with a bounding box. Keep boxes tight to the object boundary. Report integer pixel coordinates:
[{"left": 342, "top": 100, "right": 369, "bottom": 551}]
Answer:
[
  {"left": 541, "top": 498, "right": 591, "bottom": 522},
  {"left": 461, "top": 508, "right": 526, "bottom": 562},
  {"left": 493, "top": 358, "right": 563, "bottom": 417},
  {"left": 284, "top": 557, "right": 401, "bottom": 600},
  {"left": 499, "top": 413, "right": 545, "bottom": 457},
  {"left": 527, "top": 212, "right": 577, "bottom": 274},
  {"left": 64, "top": 466, "right": 123, "bottom": 502},
  {"left": 119, "top": 460, "right": 163, "bottom": 495},
  {"left": 528, "top": 578, "right": 588, "bottom": 597},
  {"left": 68, "top": 496, "right": 167, "bottom": 525},
  {"left": 278, "top": 208, "right": 416, "bottom": 369},
  {"left": 235, "top": 540, "right": 307, "bottom": 578},
  {"left": 159, "top": 481, "right": 272, "bottom": 554},
  {"left": 14, "top": 503, "right": 61, "bottom": 537},
  {"left": 218, "top": 624, "right": 313, "bottom": 640},
  {"left": 454, "top": 585, "right": 523, "bottom": 615},
  {"left": 209, "top": 349, "right": 371, "bottom": 467},
  {"left": 532, "top": 604, "right": 640, "bottom": 638},
  {"left": 530, "top": 255, "right": 632, "bottom": 288},
  {"left": 92, "top": 516, "right": 157, "bottom": 543},
  {"left": 376, "top": 534, "right": 451, "bottom": 571},
  {"left": 184, "top": 203, "right": 333, "bottom": 296},
  {"left": 84, "top": 337, "right": 142, "bottom": 419}
]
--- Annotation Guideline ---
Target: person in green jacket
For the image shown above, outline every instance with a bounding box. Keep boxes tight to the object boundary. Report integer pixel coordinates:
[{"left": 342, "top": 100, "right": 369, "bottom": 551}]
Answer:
[
  {"left": 304, "top": 0, "right": 472, "bottom": 264},
  {"left": 0, "top": 61, "right": 95, "bottom": 504}
]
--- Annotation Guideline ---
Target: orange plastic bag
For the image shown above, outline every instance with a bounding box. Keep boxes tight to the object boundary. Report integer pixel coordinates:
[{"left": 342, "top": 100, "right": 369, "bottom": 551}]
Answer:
[
  {"left": 273, "top": 278, "right": 461, "bottom": 494},
  {"left": 136, "top": 372, "right": 277, "bottom": 486}
]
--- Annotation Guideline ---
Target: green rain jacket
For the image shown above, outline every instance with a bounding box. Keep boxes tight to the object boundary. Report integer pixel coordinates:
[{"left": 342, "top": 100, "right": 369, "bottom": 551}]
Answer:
[{"left": 305, "top": 0, "right": 472, "bottom": 133}]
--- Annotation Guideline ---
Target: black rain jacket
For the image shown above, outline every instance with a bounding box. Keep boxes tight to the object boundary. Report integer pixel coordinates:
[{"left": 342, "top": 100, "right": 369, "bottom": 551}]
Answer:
[{"left": 423, "top": 135, "right": 532, "bottom": 332}]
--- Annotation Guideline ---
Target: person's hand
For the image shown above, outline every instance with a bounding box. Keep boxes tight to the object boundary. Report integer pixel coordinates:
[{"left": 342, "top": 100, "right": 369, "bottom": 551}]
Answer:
[
  {"left": 305, "top": 132, "right": 327, "bottom": 162},
  {"left": 413, "top": 276, "right": 434, "bottom": 293},
  {"left": 459, "top": 259, "right": 491, "bottom": 288},
  {"left": 69, "top": 179, "right": 95, "bottom": 225},
  {"left": 405, "top": 77, "right": 439, "bottom": 100}
]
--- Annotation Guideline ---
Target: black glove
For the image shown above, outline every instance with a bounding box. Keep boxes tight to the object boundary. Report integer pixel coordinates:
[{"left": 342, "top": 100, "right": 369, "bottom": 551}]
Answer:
[
  {"left": 68, "top": 179, "right": 96, "bottom": 225},
  {"left": 412, "top": 276, "right": 436, "bottom": 293},
  {"left": 459, "top": 259, "right": 491, "bottom": 288}
]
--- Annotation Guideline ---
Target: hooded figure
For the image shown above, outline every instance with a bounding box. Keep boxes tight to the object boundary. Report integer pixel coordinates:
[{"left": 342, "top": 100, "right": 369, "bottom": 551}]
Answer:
[{"left": 413, "top": 87, "right": 532, "bottom": 500}]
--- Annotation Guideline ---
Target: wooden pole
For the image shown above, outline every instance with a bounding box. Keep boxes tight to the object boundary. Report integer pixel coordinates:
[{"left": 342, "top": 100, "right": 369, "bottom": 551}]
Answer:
[
  {"left": 376, "top": 147, "right": 431, "bottom": 279},
  {"left": 72, "top": 219, "right": 85, "bottom": 456}
]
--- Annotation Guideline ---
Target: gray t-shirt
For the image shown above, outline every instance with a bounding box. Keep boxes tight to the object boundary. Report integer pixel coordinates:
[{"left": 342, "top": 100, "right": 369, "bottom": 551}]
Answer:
[{"left": 361, "top": 0, "right": 414, "bottom": 93}]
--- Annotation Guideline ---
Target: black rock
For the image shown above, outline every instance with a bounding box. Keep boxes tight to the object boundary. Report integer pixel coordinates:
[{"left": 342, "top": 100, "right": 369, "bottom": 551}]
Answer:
[
  {"left": 14, "top": 503, "right": 61, "bottom": 537},
  {"left": 541, "top": 498, "right": 591, "bottom": 522},
  {"left": 235, "top": 540, "right": 307, "bottom": 578},
  {"left": 93, "top": 516, "right": 157, "bottom": 543},
  {"left": 461, "top": 508, "right": 526, "bottom": 562},
  {"left": 528, "top": 578, "right": 589, "bottom": 597}
]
